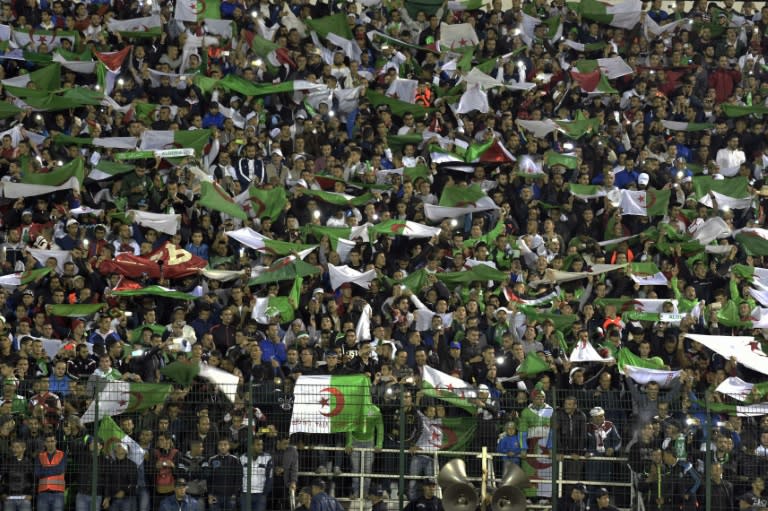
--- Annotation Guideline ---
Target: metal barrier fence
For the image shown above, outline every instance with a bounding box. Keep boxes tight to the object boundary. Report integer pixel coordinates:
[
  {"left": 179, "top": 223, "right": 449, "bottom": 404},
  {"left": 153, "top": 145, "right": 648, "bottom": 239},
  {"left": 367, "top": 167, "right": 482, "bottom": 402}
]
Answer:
[{"left": 2, "top": 376, "right": 767, "bottom": 511}]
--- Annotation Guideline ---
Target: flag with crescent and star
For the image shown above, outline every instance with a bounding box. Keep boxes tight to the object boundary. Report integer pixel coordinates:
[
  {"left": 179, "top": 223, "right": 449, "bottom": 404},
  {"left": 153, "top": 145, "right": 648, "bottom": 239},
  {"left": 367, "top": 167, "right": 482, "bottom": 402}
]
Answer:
[
  {"left": 81, "top": 380, "right": 171, "bottom": 423},
  {"left": 289, "top": 374, "right": 378, "bottom": 434}
]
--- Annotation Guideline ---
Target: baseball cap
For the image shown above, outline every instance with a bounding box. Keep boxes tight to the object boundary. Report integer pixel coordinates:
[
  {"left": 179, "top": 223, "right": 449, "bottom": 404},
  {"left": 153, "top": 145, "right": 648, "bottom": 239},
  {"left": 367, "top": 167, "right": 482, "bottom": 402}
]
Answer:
[
  {"left": 596, "top": 488, "right": 610, "bottom": 497},
  {"left": 638, "top": 173, "right": 650, "bottom": 186},
  {"left": 311, "top": 478, "right": 326, "bottom": 489},
  {"left": 590, "top": 406, "right": 605, "bottom": 417},
  {"left": 175, "top": 478, "right": 188, "bottom": 487},
  {"left": 66, "top": 218, "right": 79, "bottom": 227},
  {"left": 449, "top": 342, "right": 461, "bottom": 349}
]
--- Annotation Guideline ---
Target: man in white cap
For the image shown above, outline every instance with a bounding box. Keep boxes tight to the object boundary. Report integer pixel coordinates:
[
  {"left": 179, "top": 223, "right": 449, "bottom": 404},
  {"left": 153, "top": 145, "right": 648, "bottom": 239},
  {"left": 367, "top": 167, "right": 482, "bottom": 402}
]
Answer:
[{"left": 586, "top": 407, "right": 621, "bottom": 499}]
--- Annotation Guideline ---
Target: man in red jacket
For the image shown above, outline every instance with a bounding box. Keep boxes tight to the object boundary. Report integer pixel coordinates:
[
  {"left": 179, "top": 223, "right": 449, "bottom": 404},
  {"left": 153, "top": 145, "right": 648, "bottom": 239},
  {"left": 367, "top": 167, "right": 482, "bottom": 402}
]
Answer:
[{"left": 708, "top": 55, "right": 741, "bottom": 103}]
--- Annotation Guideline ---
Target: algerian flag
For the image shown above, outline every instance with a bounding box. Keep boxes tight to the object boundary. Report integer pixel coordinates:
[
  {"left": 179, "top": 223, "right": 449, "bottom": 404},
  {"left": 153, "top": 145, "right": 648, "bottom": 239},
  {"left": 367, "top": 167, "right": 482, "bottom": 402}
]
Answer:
[
  {"left": 328, "top": 264, "right": 377, "bottom": 290},
  {"left": 624, "top": 365, "right": 681, "bottom": 388},
  {"left": 732, "top": 264, "right": 768, "bottom": 284},
  {"left": 81, "top": 380, "right": 171, "bottom": 423},
  {"left": 111, "top": 285, "right": 197, "bottom": 301},
  {"left": 200, "top": 269, "right": 245, "bottom": 282},
  {"left": 107, "top": 15, "right": 163, "bottom": 36},
  {"left": 236, "top": 186, "right": 287, "bottom": 221},
  {"left": 721, "top": 104, "right": 768, "bottom": 118},
  {"left": 644, "top": 15, "right": 687, "bottom": 39},
  {"left": 447, "top": 0, "right": 483, "bottom": 10},
  {"left": 750, "top": 281, "right": 768, "bottom": 307},
  {"left": 386, "top": 78, "right": 418, "bottom": 103},
  {"left": 685, "top": 334, "right": 768, "bottom": 376},
  {"left": 289, "top": 374, "right": 379, "bottom": 434},
  {"left": 690, "top": 217, "right": 732, "bottom": 245},
  {"left": 174, "top": 0, "right": 220, "bottom": 22},
  {"left": 251, "top": 296, "right": 295, "bottom": 324},
  {"left": 698, "top": 191, "right": 753, "bottom": 210},
  {"left": 129, "top": 210, "right": 180, "bottom": 235},
  {"left": 199, "top": 181, "right": 248, "bottom": 221},
  {"left": 734, "top": 228, "right": 768, "bottom": 256},
  {"left": 544, "top": 151, "right": 578, "bottom": 169},
  {"left": 629, "top": 262, "right": 668, "bottom": 286},
  {"left": 226, "top": 227, "right": 317, "bottom": 257},
  {"left": 661, "top": 120, "right": 714, "bottom": 132},
  {"left": 503, "top": 288, "right": 558, "bottom": 306},
  {"left": 516, "top": 352, "right": 550, "bottom": 376},
  {"left": 570, "top": 184, "right": 606, "bottom": 200},
  {"left": 415, "top": 412, "right": 477, "bottom": 451},
  {"left": 570, "top": 340, "right": 614, "bottom": 363},
  {"left": 698, "top": 400, "right": 768, "bottom": 417},
  {"left": 438, "top": 22, "right": 479, "bottom": 50},
  {"left": 160, "top": 360, "right": 240, "bottom": 402},
  {"left": 619, "top": 188, "right": 670, "bottom": 216},
  {"left": 421, "top": 366, "right": 477, "bottom": 413},
  {"left": 425, "top": 184, "right": 499, "bottom": 220},
  {"left": 1, "top": 177, "right": 80, "bottom": 198},
  {"left": 616, "top": 347, "right": 665, "bottom": 374},
  {"left": 594, "top": 297, "right": 676, "bottom": 313},
  {"left": 715, "top": 377, "right": 768, "bottom": 402},
  {"left": 48, "top": 304, "right": 104, "bottom": 317},
  {"left": 567, "top": 0, "right": 643, "bottom": 29},
  {"left": 0, "top": 267, "right": 53, "bottom": 288},
  {"left": 98, "top": 416, "right": 146, "bottom": 465},
  {"left": 138, "top": 129, "right": 211, "bottom": 156},
  {"left": 367, "top": 220, "right": 441, "bottom": 239}
]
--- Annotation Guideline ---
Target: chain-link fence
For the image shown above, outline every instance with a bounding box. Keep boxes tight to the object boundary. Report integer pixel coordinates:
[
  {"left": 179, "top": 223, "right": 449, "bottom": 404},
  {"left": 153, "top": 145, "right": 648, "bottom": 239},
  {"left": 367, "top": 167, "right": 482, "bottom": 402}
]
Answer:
[{"left": 2, "top": 376, "right": 767, "bottom": 511}]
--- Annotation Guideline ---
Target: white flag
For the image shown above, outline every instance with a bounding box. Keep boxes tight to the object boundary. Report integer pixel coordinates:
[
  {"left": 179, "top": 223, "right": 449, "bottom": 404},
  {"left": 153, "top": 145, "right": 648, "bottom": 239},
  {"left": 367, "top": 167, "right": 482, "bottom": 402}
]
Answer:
[
  {"left": 690, "top": 216, "right": 732, "bottom": 244},
  {"left": 129, "top": 210, "right": 180, "bottom": 235},
  {"left": 456, "top": 85, "right": 489, "bottom": 114},
  {"left": 624, "top": 365, "right": 681, "bottom": 388},
  {"left": 685, "top": 334, "right": 768, "bottom": 376},
  {"left": 715, "top": 376, "right": 755, "bottom": 402},
  {"left": 570, "top": 341, "right": 614, "bottom": 363},
  {"left": 328, "top": 264, "right": 377, "bottom": 290},
  {"left": 386, "top": 78, "right": 418, "bottom": 103}
]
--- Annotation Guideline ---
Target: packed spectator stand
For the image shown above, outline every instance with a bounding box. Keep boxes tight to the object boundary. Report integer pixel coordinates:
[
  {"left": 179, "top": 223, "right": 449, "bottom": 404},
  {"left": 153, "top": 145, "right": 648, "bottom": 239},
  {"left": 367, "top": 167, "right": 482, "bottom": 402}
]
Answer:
[{"left": 1, "top": 0, "right": 768, "bottom": 510}]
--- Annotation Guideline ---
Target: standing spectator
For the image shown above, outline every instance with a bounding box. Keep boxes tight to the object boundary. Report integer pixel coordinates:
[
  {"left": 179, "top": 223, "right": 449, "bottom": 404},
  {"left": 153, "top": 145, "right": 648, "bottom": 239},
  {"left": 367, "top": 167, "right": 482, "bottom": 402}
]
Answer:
[
  {"left": 346, "top": 404, "right": 384, "bottom": 499},
  {"left": 159, "top": 479, "right": 199, "bottom": 511},
  {"left": 271, "top": 434, "right": 298, "bottom": 511},
  {"left": 586, "top": 407, "right": 622, "bottom": 496},
  {"left": 207, "top": 439, "right": 242, "bottom": 511},
  {"left": 554, "top": 396, "right": 588, "bottom": 483},
  {"left": 35, "top": 434, "right": 67, "bottom": 511},
  {"left": 702, "top": 462, "right": 734, "bottom": 511},
  {"left": 240, "top": 438, "right": 273, "bottom": 511},
  {"left": 2, "top": 440, "right": 35, "bottom": 511},
  {"left": 103, "top": 443, "right": 138, "bottom": 511}
]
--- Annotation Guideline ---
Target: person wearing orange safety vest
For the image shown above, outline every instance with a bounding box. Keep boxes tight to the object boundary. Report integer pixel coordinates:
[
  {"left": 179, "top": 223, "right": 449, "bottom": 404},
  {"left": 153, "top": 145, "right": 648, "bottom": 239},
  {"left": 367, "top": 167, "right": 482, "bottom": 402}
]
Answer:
[
  {"left": 35, "top": 434, "right": 67, "bottom": 511},
  {"left": 414, "top": 83, "right": 433, "bottom": 107}
]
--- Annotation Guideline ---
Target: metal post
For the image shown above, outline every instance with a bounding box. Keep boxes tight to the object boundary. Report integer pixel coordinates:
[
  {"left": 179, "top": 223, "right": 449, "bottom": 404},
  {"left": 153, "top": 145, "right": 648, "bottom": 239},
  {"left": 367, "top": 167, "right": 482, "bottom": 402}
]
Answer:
[
  {"left": 705, "top": 399, "right": 711, "bottom": 511},
  {"left": 398, "top": 384, "right": 406, "bottom": 511},
  {"left": 246, "top": 385, "right": 254, "bottom": 511},
  {"left": 551, "top": 388, "right": 558, "bottom": 511},
  {"left": 91, "top": 389, "right": 99, "bottom": 511}
]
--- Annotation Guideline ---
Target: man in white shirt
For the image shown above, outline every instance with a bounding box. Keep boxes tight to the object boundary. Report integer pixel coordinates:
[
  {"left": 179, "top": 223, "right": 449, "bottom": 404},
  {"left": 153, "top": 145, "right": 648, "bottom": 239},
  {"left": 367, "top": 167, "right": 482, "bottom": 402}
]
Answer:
[{"left": 715, "top": 135, "right": 746, "bottom": 177}]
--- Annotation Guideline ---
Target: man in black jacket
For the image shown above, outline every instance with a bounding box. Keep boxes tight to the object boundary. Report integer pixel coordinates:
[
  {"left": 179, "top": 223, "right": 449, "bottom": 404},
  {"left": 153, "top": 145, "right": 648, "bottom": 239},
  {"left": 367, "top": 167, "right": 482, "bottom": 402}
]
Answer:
[
  {"left": 2, "top": 440, "right": 35, "bottom": 511},
  {"left": 207, "top": 439, "right": 243, "bottom": 511},
  {"left": 103, "top": 443, "right": 139, "bottom": 511},
  {"left": 553, "top": 396, "right": 588, "bottom": 483}
]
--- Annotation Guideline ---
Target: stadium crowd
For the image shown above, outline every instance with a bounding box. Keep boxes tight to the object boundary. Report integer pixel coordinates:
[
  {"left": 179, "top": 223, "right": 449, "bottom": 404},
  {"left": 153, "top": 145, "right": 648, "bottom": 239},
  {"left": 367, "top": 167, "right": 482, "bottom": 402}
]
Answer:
[{"left": 2, "top": 0, "right": 768, "bottom": 510}]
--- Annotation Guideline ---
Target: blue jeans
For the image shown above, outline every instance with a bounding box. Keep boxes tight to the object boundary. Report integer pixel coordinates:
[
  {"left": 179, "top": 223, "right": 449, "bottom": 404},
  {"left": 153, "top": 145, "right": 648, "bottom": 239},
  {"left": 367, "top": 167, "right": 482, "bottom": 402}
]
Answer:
[
  {"left": 209, "top": 495, "right": 237, "bottom": 511},
  {"left": 75, "top": 493, "right": 102, "bottom": 511},
  {"left": 349, "top": 440, "right": 374, "bottom": 498},
  {"left": 240, "top": 494, "right": 266, "bottom": 511},
  {"left": 137, "top": 489, "right": 150, "bottom": 511},
  {"left": 408, "top": 454, "right": 434, "bottom": 500},
  {"left": 3, "top": 497, "right": 32, "bottom": 511},
  {"left": 110, "top": 497, "right": 135, "bottom": 511},
  {"left": 38, "top": 492, "right": 65, "bottom": 511}
]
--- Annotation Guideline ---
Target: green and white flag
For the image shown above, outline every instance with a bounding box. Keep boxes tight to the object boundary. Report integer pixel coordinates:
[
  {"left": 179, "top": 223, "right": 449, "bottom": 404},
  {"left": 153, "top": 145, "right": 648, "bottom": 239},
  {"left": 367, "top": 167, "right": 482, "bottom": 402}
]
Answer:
[
  {"left": 447, "top": 0, "right": 483, "bottom": 10},
  {"left": 98, "top": 416, "right": 146, "bottom": 465},
  {"left": 619, "top": 188, "right": 670, "bottom": 216},
  {"left": 570, "top": 340, "right": 614, "bottom": 363},
  {"left": 438, "top": 22, "right": 479, "bottom": 50},
  {"left": 422, "top": 366, "right": 477, "bottom": 414},
  {"left": 685, "top": 334, "right": 768, "bottom": 376},
  {"left": 129, "top": 210, "right": 180, "bottom": 235},
  {"left": 289, "top": 374, "right": 379, "bottom": 434},
  {"left": 661, "top": 120, "right": 714, "bottom": 132},
  {"left": 367, "top": 220, "right": 441, "bottom": 239},
  {"left": 569, "top": 184, "right": 606, "bottom": 200},
  {"left": 111, "top": 285, "right": 197, "bottom": 301},
  {"left": 199, "top": 181, "right": 248, "bottom": 221},
  {"left": 160, "top": 360, "right": 240, "bottom": 402},
  {"left": 81, "top": 380, "right": 171, "bottom": 423},
  {"left": 629, "top": 262, "right": 668, "bottom": 286},
  {"left": 616, "top": 347, "right": 665, "bottom": 374},
  {"left": 716, "top": 376, "right": 768, "bottom": 402},
  {"left": 624, "top": 365, "right": 680, "bottom": 388},
  {"left": 328, "top": 264, "right": 377, "bottom": 290},
  {"left": 735, "top": 228, "right": 768, "bottom": 255},
  {"left": 566, "top": 0, "right": 643, "bottom": 29},
  {"left": 698, "top": 401, "right": 768, "bottom": 417},
  {"left": 174, "top": 0, "right": 221, "bottom": 22},
  {"left": 47, "top": 304, "right": 104, "bottom": 317},
  {"left": 732, "top": 264, "right": 768, "bottom": 284},
  {"left": 0, "top": 267, "right": 53, "bottom": 288},
  {"left": 226, "top": 227, "right": 317, "bottom": 256}
]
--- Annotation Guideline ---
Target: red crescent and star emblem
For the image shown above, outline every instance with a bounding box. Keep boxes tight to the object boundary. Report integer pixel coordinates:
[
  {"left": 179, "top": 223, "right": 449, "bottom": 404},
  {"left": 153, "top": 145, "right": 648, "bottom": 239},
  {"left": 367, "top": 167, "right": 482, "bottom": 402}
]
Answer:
[
  {"left": 429, "top": 425, "right": 459, "bottom": 449},
  {"left": 318, "top": 387, "right": 345, "bottom": 417}
]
